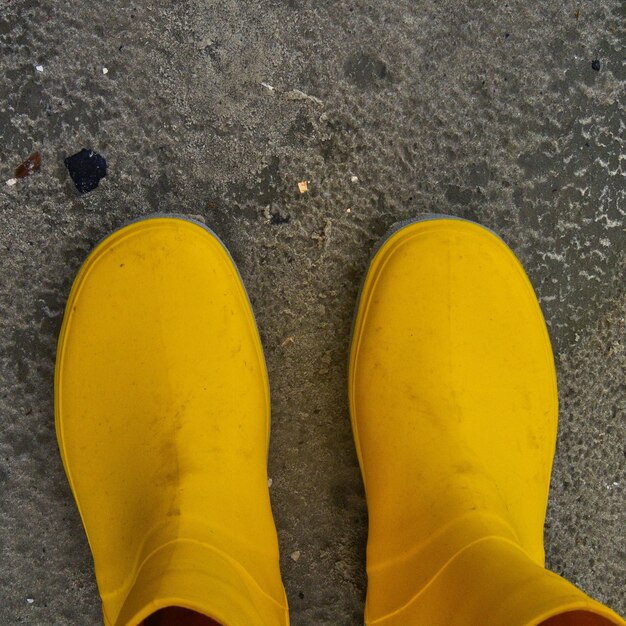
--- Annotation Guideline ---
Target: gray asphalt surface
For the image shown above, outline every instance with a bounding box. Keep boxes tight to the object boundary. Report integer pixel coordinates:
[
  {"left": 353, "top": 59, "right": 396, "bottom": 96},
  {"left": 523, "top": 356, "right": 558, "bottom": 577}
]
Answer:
[{"left": 0, "top": 0, "right": 624, "bottom": 624}]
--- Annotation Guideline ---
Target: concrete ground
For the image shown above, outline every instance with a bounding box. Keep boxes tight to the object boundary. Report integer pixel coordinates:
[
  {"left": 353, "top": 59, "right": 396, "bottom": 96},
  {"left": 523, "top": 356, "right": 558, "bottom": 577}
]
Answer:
[{"left": 0, "top": 0, "right": 624, "bottom": 624}]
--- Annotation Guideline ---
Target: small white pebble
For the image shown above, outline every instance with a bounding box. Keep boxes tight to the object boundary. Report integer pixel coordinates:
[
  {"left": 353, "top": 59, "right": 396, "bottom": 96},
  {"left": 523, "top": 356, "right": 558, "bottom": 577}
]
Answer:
[
  {"left": 26, "top": 598, "right": 34, "bottom": 604},
  {"left": 34, "top": 65, "right": 44, "bottom": 72},
  {"left": 290, "top": 550, "right": 301, "bottom": 562},
  {"left": 268, "top": 478, "right": 273, "bottom": 487},
  {"left": 102, "top": 67, "right": 109, "bottom": 75},
  {"left": 350, "top": 175, "right": 359, "bottom": 183},
  {"left": 6, "top": 178, "right": 18, "bottom": 186},
  {"left": 346, "top": 208, "right": 352, "bottom": 214}
]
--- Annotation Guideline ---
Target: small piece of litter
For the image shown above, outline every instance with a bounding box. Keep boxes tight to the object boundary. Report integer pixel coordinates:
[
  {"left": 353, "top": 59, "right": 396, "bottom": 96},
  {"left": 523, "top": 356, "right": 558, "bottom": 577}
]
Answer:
[
  {"left": 15, "top": 151, "right": 42, "bottom": 179},
  {"left": 298, "top": 180, "right": 309, "bottom": 194},
  {"left": 281, "top": 336, "right": 294, "bottom": 348},
  {"left": 350, "top": 175, "right": 359, "bottom": 183},
  {"left": 346, "top": 208, "right": 352, "bottom": 214},
  {"left": 102, "top": 67, "right": 109, "bottom": 75},
  {"left": 64, "top": 148, "right": 107, "bottom": 194},
  {"left": 591, "top": 59, "right": 601, "bottom": 72},
  {"left": 284, "top": 89, "right": 323, "bottom": 106},
  {"left": 270, "top": 211, "right": 290, "bottom": 225},
  {"left": 260, "top": 82, "right": 275, "bottom": 92},
  {"left": 268, "top": 478, "right": 273, "bottom": 487},
  {"left": 26, "top": 598, "right": 34, "bottom": 604},
  {"left": 34, "top": 65, "right": 43, "bottom": 72},
  {"left": 290, "top": 550, "right": 301, "bottom": 562},
  {"left": 6, "top": 178, "right": 18, "bottom": 187}
]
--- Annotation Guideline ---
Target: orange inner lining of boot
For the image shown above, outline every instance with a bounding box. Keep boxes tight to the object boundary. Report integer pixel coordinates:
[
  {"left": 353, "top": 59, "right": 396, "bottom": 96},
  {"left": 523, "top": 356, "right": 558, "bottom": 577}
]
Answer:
[
  {"left": 143, "top": 606, "right": 221, "bottom": 626},
  {"left": 540, "top": 611, "right": 620, "bottom": 626}
]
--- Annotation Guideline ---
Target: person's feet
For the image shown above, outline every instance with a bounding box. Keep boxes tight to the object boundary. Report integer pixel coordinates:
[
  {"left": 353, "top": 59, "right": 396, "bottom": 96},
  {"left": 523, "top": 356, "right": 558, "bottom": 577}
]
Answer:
[
  {"left": 56, "top": 217, "right": 289, "bottom": 626},
  {"left": 349, "top": 216, "right": 624, "bottom": 626}
]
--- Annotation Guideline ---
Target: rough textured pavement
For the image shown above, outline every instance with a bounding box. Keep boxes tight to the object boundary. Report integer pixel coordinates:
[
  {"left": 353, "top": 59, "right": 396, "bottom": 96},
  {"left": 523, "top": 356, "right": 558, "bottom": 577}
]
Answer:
[{"left": 0, "top": 0, "right": 624, "bottom": 624}]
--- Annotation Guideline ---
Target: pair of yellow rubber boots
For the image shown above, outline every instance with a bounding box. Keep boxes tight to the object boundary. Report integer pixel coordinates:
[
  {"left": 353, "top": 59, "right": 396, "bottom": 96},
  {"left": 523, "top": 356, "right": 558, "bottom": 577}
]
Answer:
[{"left": 55, "top": 216, "right": 623, "bottom": 626}]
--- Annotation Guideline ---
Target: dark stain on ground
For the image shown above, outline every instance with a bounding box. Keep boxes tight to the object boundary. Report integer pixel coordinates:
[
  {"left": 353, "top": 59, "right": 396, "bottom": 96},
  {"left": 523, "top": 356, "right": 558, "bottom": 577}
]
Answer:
[
  {"left": 319, "top": 114, "right": 361, "bottom": 163},
  {"left": 258, "top": 156, "right": 282, "bottom": 205},
  {"left": 227, "top": 156, "right": 284, "bottom": 215},
  {"left": 5, "top": 327, "right": 53, "bottom": 389},
  {"left": 445, "top": 184, "right": 482, "bottom": 206},
  {"left": 0, "top": 461, "right": 8, "bottom": 487},
  {"left": 202, "top": 40, "right": 222, "bottom": 68},
  {"left": 15, "top": 79, "right": 45, "bottom": 118},
  {"left": 270, "top": 211, "right": 291, "bottom": 225},
  {"left": 288, "top": 110, "right": 316, "bottom": 143},
  {"left": 467, "top": 162, "right": 491, "bottom": 188},
  {"left": 343, "top": 54, "right": 388, "bottom": 87}
]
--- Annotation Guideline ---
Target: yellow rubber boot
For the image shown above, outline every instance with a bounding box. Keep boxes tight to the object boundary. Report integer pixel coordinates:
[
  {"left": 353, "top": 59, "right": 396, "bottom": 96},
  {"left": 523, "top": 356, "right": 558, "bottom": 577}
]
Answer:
[
  {"left": 349, "top": 216, "right": 625, "bottom": 626},
  {"left": 55, "top": 217, "right": 289, "bottom": 626}
]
